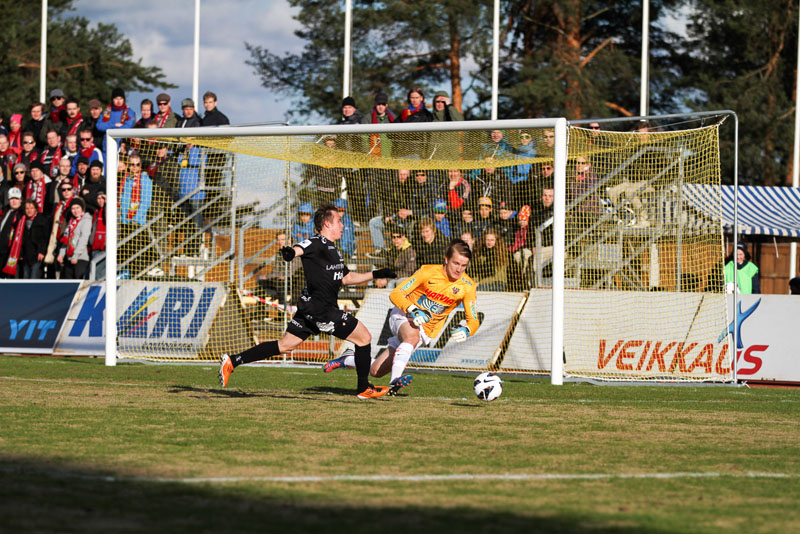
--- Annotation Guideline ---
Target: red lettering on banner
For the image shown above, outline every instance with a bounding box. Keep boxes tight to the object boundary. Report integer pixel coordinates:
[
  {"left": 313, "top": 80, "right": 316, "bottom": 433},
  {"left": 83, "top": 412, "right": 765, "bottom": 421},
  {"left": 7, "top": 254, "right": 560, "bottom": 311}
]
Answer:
[
  {"left": 737, "top": 345, "right": 766, "bottom": 376},
  {"left": 669, "top": 342, "right": 697, "bottom": 373},
  {"left": 646, "top": 342, "right": 675, "bottom": 373},
  {"left": 715, "top": 343, "right": 730, "bottom": 374},
  {"left": 597, "top": 339, "right": 624, "bottom": 369},
  {"left": 636, "top": 341, "right": 651, "bottom": 371},
  {"left": 687, "top": 344, "right": 714, "bottom": 373},
  {"left": 617, "top": 340, "right": 642, "bottom": 371}
]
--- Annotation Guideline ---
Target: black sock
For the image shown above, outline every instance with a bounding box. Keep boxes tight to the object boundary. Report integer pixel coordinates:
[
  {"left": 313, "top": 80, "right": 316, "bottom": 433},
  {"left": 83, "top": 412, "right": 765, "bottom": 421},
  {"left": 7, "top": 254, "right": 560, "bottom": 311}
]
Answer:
[
  {"left": 354, "top": 344, "right": 371, "bottom": 391},
  {"left": 232, "top": 340, "right": 280, "bottom": 367}
]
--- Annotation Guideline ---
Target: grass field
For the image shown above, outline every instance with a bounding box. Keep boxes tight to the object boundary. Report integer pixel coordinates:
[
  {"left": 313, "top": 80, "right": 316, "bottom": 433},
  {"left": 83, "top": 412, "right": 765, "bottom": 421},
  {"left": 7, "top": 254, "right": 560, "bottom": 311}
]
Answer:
[{"left": 1, "top": 355, "right": 799, "bottom": 533}]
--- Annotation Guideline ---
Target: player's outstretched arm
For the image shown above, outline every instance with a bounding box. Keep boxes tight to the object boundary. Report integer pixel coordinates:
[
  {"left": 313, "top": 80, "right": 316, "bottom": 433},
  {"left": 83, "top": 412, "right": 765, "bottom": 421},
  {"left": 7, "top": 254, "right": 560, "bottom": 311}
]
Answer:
[
  {"left": 280, "top": 245, "right": 304, "bottom": 261},
  {"left": 342, "top": 269, "right": 396, "bottom": 286}
]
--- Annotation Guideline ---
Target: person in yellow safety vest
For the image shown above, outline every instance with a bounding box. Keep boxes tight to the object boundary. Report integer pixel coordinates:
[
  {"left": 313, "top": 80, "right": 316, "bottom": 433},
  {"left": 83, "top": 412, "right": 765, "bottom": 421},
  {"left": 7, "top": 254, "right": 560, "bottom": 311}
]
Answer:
[{"left": 724, "top": 243, "right": 760, "bottom": 294}]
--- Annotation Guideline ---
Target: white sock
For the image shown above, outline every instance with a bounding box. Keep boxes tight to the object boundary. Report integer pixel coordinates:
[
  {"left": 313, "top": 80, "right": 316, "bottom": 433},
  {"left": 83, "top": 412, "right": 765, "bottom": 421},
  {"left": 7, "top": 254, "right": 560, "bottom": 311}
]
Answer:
[
  {"left": 390, "top": 342, "right": 414, "bottom": 383},
  {"left": 343, "top": 351, "right": 356, "bottom": 369}
]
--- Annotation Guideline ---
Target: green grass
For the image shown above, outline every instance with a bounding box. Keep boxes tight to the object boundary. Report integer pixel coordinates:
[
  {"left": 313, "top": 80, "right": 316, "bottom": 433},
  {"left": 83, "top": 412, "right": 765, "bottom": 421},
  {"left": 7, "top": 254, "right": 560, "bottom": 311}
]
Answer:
[{"left": 1, "top": 355, "right": 799, "bottom": 533}]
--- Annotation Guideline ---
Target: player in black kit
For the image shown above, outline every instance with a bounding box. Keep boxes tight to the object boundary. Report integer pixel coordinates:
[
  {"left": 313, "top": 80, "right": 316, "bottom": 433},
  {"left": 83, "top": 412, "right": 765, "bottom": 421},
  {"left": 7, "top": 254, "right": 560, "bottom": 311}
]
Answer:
[{"left": 219, "top": 202, "right": 397, "bottom": 398}]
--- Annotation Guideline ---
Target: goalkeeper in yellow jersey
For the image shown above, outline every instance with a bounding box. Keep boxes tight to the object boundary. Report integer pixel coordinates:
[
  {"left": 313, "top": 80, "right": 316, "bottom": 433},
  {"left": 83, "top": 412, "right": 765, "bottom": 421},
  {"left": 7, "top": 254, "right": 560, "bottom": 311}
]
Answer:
[{"left": 324, "top": 238, "right": 480, "bottom": 395}]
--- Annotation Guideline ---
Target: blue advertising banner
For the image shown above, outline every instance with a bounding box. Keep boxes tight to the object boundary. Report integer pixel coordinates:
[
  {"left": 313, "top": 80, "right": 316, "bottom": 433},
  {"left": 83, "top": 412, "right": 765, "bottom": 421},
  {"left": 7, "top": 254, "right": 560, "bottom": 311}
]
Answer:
[{"left": 0, "top": 281, "right": 81, "bottom": 354}]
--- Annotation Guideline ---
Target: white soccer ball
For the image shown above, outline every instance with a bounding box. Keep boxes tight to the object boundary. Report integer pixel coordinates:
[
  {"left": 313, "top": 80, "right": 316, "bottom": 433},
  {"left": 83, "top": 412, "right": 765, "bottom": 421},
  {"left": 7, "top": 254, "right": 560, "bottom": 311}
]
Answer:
[{"left": 473, "top": 372, "right": 503, "bottom": 402}]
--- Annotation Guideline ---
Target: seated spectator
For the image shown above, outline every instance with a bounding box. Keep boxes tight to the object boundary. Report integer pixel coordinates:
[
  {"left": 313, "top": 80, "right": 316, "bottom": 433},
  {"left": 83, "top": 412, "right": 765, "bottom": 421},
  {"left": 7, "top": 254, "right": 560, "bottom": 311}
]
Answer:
[
  {"left": 452, "top": 206, "right": 476, "bottom": 240},
  {"left": 334, "top": 198, "right": 357, "bottom": 259},
  {"left": 134, "top": 99, "right": 154, "bottom": 128},
  {"left": 473, "top": 228, "right": 509, "bottom": 291},
  {"left": 20, "top": 198, "right": 48, "bottom": 279},
  {"left": 367, "top": 168, "right": 413, "bottom": 260},
  {"left": 495, "top": 199, "right": 517, "bottom": 245},
  {"left": 374, "top": 222, "right": 416, "bottom": 289},
  {"left": 473, "top": 196, "right": 496, "bottom": 240},
  {"left": 202, "top": 91, "right": 230, "bottom": 126},
  {"left": 479, "top": 129, "right": 515, "bottom": 160},
  {"left": 531, "top": 186, "right": 554, "bottom": 272},
  {"left": 56, "top": 197, "right": 92, "bottom": 279},
  {"left": 472, "top": 156, "right": 511, "bottom": 201},
  {"left": 444, "top": 168, "right": 471, "bottom": 211},
  {"left": 96, "top": 88, "right": 136, "bottom": 152},
  {"left": 413, "top": 217, "right": 447, "bottom": 266},
  {"left": 408, "top": 169, "right": 438, "bottom": 223},
  {"left": 0, "top": 188, "right": 24, "bottom": 277},
  {"left": 432, "top": 199, "right": 451, "bottom": 238},
  {"left": 291, "top": 202, "right": 314, "bottom": 243},
  {"left": 178, "top": 98, "right": 202, "bottom": 128},
  {"left": 153, "top": 93, "right": 179, "bottom": 128}
]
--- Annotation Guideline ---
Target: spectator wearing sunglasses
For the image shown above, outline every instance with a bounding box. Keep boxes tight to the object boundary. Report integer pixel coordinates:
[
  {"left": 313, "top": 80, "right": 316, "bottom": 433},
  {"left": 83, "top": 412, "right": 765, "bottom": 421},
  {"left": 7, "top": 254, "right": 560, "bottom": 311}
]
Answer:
[
  {"left": 153, "top": 93, "right": 179, "bottom": 128},
  {"left": 71, "top": 131, "right": 103, "bottom": 176},
  {"left": 43, "top": 179, "right": 77, "bottom": 279},
  {"left": 19, "top": 132, "right": 40, "bottom": 169}
]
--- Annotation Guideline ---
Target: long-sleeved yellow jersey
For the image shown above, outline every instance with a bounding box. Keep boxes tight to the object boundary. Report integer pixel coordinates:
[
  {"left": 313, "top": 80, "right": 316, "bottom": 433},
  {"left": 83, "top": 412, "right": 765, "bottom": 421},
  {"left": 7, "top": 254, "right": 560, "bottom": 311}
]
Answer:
[{"left": 389, "top": 264, "right": 480, "bottom": 339}]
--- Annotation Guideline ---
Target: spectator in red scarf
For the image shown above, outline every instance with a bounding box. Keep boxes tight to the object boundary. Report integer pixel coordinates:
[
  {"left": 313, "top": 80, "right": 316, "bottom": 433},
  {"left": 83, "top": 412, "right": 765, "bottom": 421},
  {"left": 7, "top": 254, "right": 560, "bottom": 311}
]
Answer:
[
  {"left": 395, "top": 87, "right": 433, "bottom": 158},
  {"left": 26, "top": 161, "right": 54, "bottom": 216},
  {"left": 361, "top": 92, "right": 395, "bottom": 157},
  {"left": 63, "top": 98, "right": 84, "bottom": 138},
  {"left": 42, "top": 89, "right": 67, "bottom": 139},
  {"left": 398, "top": 87, "right": 432, "bottom": 123},
  {"left": 134, "top": 99, "right": 154, "bottom": 128},
  {"left": 56, "top": 197, "right": 92, "bottom": 279},
  {"left": 96, "top": 88, "right": 136, "bottom": 153},
  {"left": 0, "top": 133, "right": 18, "bottom": 183},
  {"left": 40, "top": 129, "right": 64, "bottom": 179},
  {"left": 153, "top": 93, "right": 178, "bottom": 128},
  {"left": 20, "top": 198, "right": 49, "bottom": 279},
  {"left": 72, "top": 130, "right": 103, "bottom": 176},
  {"left": 19, "top": 132, "right": 40, "bottom": 168},
  {"left": 8, "top": 163, "right": 28, "bottom": 206},
  {"left": 44, "top": 180, "right": 76, "bottom": 279},
  {"left": 89, "top": 192, "right": 106, "bottom": 279},
  {"left": 7, "top": 114, "right": 24, "bottom": 156},
  {"left": 0, "top": 187, "right": 24, "bottom": 278}
]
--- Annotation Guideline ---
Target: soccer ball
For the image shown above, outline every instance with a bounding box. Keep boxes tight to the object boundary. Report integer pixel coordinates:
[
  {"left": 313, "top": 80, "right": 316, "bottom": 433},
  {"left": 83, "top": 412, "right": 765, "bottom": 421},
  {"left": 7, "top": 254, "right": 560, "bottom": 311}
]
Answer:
[{"left": 473, "top": 372, "right": 503, "bottom": 401}]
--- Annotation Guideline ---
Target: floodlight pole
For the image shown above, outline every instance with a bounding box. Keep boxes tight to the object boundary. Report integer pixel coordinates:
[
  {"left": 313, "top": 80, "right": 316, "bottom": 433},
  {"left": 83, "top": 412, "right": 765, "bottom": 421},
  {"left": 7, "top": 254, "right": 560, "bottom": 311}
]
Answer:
[
  {"left": 491, "top": 0, "right": 500, "bottom": 120},
  {"left": 343, "top": 0, "right": 352, "bottom": 99},
  {"left": 192, "top": 0, "right": 200, "bottom": 106},
  {"left": 640, "top": 0, "right": 649, "bottom": 116},
  {"left": 40, "top": 0, "right": 47, "bottom": 103}
]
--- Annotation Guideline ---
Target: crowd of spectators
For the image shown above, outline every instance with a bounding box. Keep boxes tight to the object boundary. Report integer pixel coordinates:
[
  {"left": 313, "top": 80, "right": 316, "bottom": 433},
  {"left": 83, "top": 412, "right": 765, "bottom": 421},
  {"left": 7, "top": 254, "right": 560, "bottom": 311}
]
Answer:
[{"left": 0, "top": 86, "right": 230, "bottom": 279}]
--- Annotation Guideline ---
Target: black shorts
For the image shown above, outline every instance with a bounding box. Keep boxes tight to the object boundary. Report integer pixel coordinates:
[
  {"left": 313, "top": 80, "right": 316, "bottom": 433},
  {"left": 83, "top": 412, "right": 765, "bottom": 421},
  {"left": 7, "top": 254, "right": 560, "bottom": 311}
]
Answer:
[{"left": 286, "top": 307, "right": 359, "bottom": 341}]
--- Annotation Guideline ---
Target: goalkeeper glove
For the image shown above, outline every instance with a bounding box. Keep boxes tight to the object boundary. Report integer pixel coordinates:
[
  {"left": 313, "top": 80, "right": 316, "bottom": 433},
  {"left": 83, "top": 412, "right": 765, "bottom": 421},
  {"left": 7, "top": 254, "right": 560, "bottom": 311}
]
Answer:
[
  {"left": 450, "top": 326, "right": 470, "bottom": 343},
  {"left": 372, "top": 268, "right": 397, "bottom": 279},
  {"left": 407, "top": 305, "right": 432, "bottom": 326},
  {"left": 280, "top": 246, "right": 296, "bottom": 262}
]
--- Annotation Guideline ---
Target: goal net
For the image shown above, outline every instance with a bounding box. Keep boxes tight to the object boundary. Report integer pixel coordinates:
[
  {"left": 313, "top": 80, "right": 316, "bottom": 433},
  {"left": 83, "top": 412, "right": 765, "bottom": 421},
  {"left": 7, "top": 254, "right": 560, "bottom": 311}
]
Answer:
[{"left": 105, "top": 117, "right": 732, "bottom": 383}]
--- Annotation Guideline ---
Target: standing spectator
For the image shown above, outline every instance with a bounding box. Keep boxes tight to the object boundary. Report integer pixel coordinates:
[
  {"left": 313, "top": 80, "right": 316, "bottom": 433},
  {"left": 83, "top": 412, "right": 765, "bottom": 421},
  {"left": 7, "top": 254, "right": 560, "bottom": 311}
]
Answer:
[
  {"left": 509, "top": 204, "right": 534, "bottom": 287},
  {"left": 89, "top": 192, "right": 106, "bottom": 276},
  {"left": 430, "top": 90, "right": 463, "bottom": 160},
  {"left": 56, "top": 197, "right": 92, "bottom": 279},
  {"left": 96, "top": 88, "right": 136, "bottom": 152},
  {"left": 398, "top": 87, "right": 432, "bottom": 123},
  {"left": 444, "top": 168, "right": 471, "bottom": 211},
  {"left": 50, "top": 157, "right": 74, "bottom": 207},
  {"left": 0, "top": 111, "right": 6, "bottom": 138},
  {"left": 0, "top": 134, "right": 17, "bottom": 183},
  {"left": 19, "top": 132, "right": 40, "bottom": 168},
  {"left": 63, "top": 98, "right": 85, "bottom": 138},
  {"left": 432, "top": 199, "right": 451, "bottom": 238},
  {"left": 43, "top": 89, "right": 67, "bottom": 135},
  {"left": 26, "top": 161, "right": 53, "bottom": 216},
  {"left": 202, "top": 91, "right": 230, "bottom": 126},
  {"left": 0, "top": 188, "right": 24, "bottom": 277},
  {"left": 395, "top": 87, "right": 432, "bottom": 158},
  {"left": 7, "top": 114, "right": 24, "bottom": 156},
  {"left": 118, "top": 153, "right": 155, "bottom": 276},
  {"left": 374, "top": 222, "right": 416, "bottom": 289},
  {"left": 20, "top": 198, "right": 48, "bottom": 278},
  {"left": 509, "top": 130, "right": 537, "bottom": 202},
  {"left": 81, "top": 161, "right": 106, "bottom": 214},
  {"left": 72, "top": 157, "right": 90, "bottom": 191},
  {"left": 566, "top": 155, "right": 601, "bottom": 252},
  {"left": 40, "top": 129, "right": 64, "bottom": 179},
  {"left": 531, "top": 186, "right": 554, "bottom": 272},
  {"left": 473, "top": 228, "right": 509, "bottom": 291},
  {"left": 362, "top": 92, "right": 395, "bottom": 157},
  {"left": 338, "top": 97, "right": 367, "bottom": 222},
  {"left": 134, "top": 99, "right": 154, "bottom": 128},
  {"left": 73, "top": 130, "right": 103, "bottom": 175},
  {"left": 153, "top": 93, "right": 179, "bottom": 128},
  {"left": 24, "top": 102, "right": 46, "bottom": 150},
  {"left": 43, "top": 179, "right": 76, "bottom": 279},
  {"left": 413, "top": 218, "right": 447, "bottom": 267},
  {"left": 291, "top": 202, "right": 314, "bottom": 243},
  {"left": 84, "top": 99, "right": 105, "bottom": 149},
  {"left": 452, "top": 206, "right": 476, "bottom": 240},
  {"left": 177, "top": 98, "right": 202, "bottom": 128},
  {"left": 63, "top": 133, "right": 79, "bottom": 165},
  {"left": 7, "top": 164, "right": 28, "bottom": 207},
  {"left": 334, "top": 198, "right": 357, "bottom": 259},
  {"left": 724, "top": 243, "right": 760, "bottom": 294}
]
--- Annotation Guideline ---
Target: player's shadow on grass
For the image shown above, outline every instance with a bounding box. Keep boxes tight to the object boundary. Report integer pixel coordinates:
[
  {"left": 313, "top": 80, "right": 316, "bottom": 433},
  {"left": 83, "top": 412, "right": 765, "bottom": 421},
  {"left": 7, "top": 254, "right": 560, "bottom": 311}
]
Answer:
[
  {"left": 303, "top": 385, "right": 359, "bottom": 396},
  {"left": 168, "top": 385, "right": 269, "bottom": 398}
]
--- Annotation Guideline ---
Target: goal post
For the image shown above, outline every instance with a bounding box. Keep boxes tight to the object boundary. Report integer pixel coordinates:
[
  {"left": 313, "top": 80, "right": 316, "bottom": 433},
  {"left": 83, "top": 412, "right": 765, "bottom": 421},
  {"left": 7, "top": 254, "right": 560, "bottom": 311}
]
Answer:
[{"left": 102, "top": 115, "right": 732, "bottom": 384}]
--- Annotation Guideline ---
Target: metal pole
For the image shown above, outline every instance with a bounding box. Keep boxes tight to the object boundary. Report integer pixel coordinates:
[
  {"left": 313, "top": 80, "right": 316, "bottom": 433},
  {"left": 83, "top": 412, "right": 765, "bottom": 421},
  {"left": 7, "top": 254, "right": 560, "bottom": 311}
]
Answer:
[
  {"left": 550, "top": 118, "right": 568, "bottom": 385},
  {"left": 491, "top": 0, "right": 500, "bottom": 120},
  {"left": 40, "top": 0, "right": 47, "bottom": 103},
  {"left": 640, "top": 0, "right": 649, "bottom": 116},
  {"left": 105, "top": 135, "right": 119, "bottom": 367},
  {"left": 193, "top": 0, "right": 200, "bottom": 106},
  {"left": 343, "top": 0, "right": 352, "bottom": 99},
  {"left": 790, "top": 5, "right": 800, "bottom": 286},
  {"left": 732, "top": 114, "right": 739, "bottom": 382}
]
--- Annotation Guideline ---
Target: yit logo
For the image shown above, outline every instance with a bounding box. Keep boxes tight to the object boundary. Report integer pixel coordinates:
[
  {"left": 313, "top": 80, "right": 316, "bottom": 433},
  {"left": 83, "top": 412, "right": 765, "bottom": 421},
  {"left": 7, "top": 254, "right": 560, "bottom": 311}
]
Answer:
[{"left": 718, "top": 298, "right": 765, "bottom": 376}]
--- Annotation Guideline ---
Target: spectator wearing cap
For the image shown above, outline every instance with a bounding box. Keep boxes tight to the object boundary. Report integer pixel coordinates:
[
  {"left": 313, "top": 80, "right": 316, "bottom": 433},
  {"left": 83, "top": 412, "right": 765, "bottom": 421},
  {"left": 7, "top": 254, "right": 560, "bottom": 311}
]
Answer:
[
  {"left": 42, "top": 89, "right": 67, "bottom": 141},
  {"left": 291, "top": 202, "right": 314, "bottom": 244},
  {"left": 24, "top": 102, "right": 46, "bottom": 151},
  {"left": 334, "top": 198, "right": 357, "bottom": 258},
  {"left": 56, "top": 197, "right": 92, "bottom": 279},
  {"left": 202, "top": 91, "right": 230, "bottom": 127},
  {"left": 153, "top": 93, "right": 178, "bottom": 128},
  {"left": 83, "top": 98, "right": 105, "bottom": 148},
  {"left": 0, "top": 133, "right": 17, "bottom": 184},
  {"left": 72, "top": 128, "right": 103, "bottom": 177},
  {"left": 361, "top": 92, "right": 395, "bottom": 157},
  {"left": 26, "top": 161, "right": 54, "bottom": 216},
  {"left": 473, "top": 196, "right": 495, "bottom": 240},
  {"left": 432, "top": 198, "right": 451, "bottom": 238},
  {"left": 72, "top": 156, "right": 91, "bottom": 191},
  {"left": 96, "top": 88, "right": 136, "bottom": 152},
  {"left": 81, "top": 160, "right": 106, "bottom": 214},
  {"left": 134, "top": 99, "right": 155, "bottom": 129},
  {"left": 430, "top": 90, "right": 463, "bottom": 160},
  {"left": 177, "top": 98, "right": 203, "bottom": 128},
  {"left": 20, "top": 198, "right": 49, "bottom": 279},
  {"left": 724, "top": 243, "right": 760, "bottom": 295},
  {"left": 0, "top": 187, "right": 25, "bottom": 277},
  {"left": 7, "top": 114, "right": 24, "bottom": 157}
]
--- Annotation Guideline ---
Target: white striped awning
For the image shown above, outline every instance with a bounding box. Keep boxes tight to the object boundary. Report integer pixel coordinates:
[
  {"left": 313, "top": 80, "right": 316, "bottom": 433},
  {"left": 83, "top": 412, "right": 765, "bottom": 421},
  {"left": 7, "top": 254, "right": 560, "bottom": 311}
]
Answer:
[{"left": 681, "top": 184, "right": 800, "bottom": 237}]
